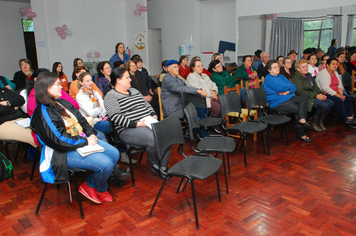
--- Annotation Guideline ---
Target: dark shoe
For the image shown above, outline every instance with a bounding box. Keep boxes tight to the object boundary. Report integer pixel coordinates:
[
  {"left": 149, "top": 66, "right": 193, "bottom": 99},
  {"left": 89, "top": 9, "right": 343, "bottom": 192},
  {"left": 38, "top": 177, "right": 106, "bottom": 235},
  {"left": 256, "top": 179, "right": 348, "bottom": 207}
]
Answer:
[
  {"left": 319, "top": 114, "right": 327, "bottom": 131},
  {"left": 79, "top": 182, "right": 101, "bottom": 204},
  {"left": 108, "top": 175, "right": 124, "bottom": 187},
  {"left": 112, "top": 164, "right": 131, "bottom": 181},
  {"left": 297, "top": 121, "right": 310, "bottom": 129},
  {"left": 310, "top": 116, "right": 323, "bottom": 132},
  {"left": 345, "top": 119, "right": 356, "bottom": 125},
  {"left": 151, "top": 165, "right": 167, "bottom": 179},
  {"left": 297, "top": 136, "right": 312, "bottom": 142}
]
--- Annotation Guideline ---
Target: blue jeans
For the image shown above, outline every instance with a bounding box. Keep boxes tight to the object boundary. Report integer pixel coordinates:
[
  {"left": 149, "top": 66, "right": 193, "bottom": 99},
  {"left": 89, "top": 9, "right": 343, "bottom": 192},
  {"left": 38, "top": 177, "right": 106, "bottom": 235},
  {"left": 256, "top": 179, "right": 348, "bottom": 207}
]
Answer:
[
  {"left": 326, "top": 94, "right": 353, "bottom": 123},
  {"left": 94, "top": 121, "right": 111, "bottom": 133},
  {"left": 240, "top": 88, "right": 247, "bottom": 107},
  {"left": 67, "top": 139, "right": 120, "bottom": 192},
  {"left": 119, "top": 127, "right": 170, "bottom": 167},
  {"left": 313, "top": 98, "right": 334, "bottom": 116}
]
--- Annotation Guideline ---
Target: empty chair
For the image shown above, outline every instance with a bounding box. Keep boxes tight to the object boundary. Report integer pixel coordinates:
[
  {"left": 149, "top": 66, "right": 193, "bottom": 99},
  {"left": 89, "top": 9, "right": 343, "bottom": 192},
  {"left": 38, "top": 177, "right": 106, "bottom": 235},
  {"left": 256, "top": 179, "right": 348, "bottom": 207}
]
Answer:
[
  {"left": 148, "top": 115, "right": 222, "bottom": 230},
  {"left": 246, "top": 87, "right": 291, "bottom": 156},
  {"left": 219, "top": 92, "right": 268, "bottom": 168},
  {"left": 184, "top": 102, "right": 236, "bottom": 193}
]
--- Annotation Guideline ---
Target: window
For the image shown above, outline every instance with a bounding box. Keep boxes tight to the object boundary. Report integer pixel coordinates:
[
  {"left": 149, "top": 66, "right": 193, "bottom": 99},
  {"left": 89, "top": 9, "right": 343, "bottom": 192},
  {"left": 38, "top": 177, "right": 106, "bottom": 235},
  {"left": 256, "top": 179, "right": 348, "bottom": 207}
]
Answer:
[
  {"left": 303, "top": 18, "right": 333, "bottom": 52},
  {"left": 353, "top": 18, "right": 356, "bottom": 46},
  {"left": 22, "top": 20, "right": 34, "bottom": 32}
]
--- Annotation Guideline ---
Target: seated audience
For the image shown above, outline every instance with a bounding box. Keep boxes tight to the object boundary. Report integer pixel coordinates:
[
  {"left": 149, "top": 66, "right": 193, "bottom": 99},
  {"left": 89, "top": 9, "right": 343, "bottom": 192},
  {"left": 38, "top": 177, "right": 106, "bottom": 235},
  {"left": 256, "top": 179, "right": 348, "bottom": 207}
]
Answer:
[
  {"left": 178, "top": 55, "right": 190, "bottom": 79},
  {"left": 52, "top": 62, "right": 68, "bottom": 92},
  {"left": 302, "top": 48, "right": 312, "bottom": 59},
  {"left": 73, "top": 58, "right": 84, "bottom": 68},
  {"left": 31, "top": 72, "right": 126, "bottom": 204},
  {"left": 161, "top": 60, "right": 206, "bottom": 118},
  {"left": 318, "top": 54, "right": 329, "bottom": 72},
  {"left": 76, "top": 72, "right": 110, "bottom": 133},
  {"left": 96, "top": 61, "right": 112, "bottom": 95},
  {"left": 253, "top": 49, "right": 263, "bottom": 70},
  {"left": 316, "top": 58, "right": 356, "bottom": 126},
  {"left": 209, "top": 60, "right": 236, "bottom": 95},
  {"left": 234, "top": 55, "right": 258, "bottom": 104},
  {"left": 277, "top": 56, "right": 284, "bottom": 67},
  {"left": 287, "top": 50, "right": 298, "bottom": 65},
  {"left": 191, "top": 56, "right": 211, "bottom": 76},
  {"left": 307, "top": 54, "right": 319, "bottom": 78},
  {"left": 279, "top": 57, "right": 295, "bottom": 81},
  {"left": 113, "top": 61, "right": 124, "bottom": 69},
  {"left": 292, "top": 59, "right": 333, "bottom": 132},
  {"left": 186, "top": 59, "right": 220, "bottom": 117},
  {"left": 0, "top": 86, "right": 36, "bottom": 147},
  {"left": 104, "top": 67, "right": 168, "bottom": 179},
  {"left": 327, "top": 39, "right": 337, "bottom": 58},
  {"left": 109, "top": 42, "right": 130, "bottom": 68},
  {"left": 208, "top": 53, "right": 226, "bottom": 73},
  {"left": 69, "top": 66, "right": 102, "bottom": 100},
  {"left": 336, "top": 52, "right": 348, "bottom": 75},
  {"left": 346, "top": 50, "right": 356, "bottom": 75},
  {"left": 263, "top": 60, "right": 311, "bottom": 142},
  {"left": 0, "top": 75, "right": 16, "bottom": 90},
  {"left": 257, "top": 52, "right": 270, "bottom": 78},
  {"left": 13, "top": 59, "right": 33, "bottom": 90}
]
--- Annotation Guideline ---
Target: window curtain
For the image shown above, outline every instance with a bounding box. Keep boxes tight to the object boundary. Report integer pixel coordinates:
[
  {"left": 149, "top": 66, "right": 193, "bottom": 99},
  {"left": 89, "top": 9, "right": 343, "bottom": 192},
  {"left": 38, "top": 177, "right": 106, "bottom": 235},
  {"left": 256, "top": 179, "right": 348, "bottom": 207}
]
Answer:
[
  {"left": 346, "top": 15, "right": 354, "bottom": 46},
  {"left": 332, "top": 15, "right": 342, "bottom": 48},
  {"left": 269, "top": 18, "right": 303, "bottom": 60}
]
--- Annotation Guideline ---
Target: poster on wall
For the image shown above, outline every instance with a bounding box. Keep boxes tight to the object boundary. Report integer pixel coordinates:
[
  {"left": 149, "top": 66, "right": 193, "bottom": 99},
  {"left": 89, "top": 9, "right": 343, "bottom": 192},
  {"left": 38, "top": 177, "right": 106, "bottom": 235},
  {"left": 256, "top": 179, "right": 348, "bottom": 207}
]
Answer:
[{"left": 135, "top": 31, "right": 146, "bottom": 50}]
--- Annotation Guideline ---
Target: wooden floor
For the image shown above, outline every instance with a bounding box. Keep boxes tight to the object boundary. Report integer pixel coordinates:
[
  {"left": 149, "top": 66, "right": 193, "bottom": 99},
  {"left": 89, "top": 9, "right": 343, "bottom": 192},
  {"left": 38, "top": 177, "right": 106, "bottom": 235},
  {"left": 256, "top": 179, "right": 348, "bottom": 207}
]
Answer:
[{"left": 1, "top": 117, "right": 356, "bottom": 235}]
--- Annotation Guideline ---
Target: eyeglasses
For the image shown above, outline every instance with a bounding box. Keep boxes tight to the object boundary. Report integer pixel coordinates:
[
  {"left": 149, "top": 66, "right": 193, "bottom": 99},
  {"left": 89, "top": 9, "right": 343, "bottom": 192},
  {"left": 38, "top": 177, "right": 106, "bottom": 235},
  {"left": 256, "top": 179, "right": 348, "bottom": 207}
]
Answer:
[
  {"left": 170, "top": 66, "right": 179, "bottom": 69},
  {"left": 130, "top": 64, "right": 136, "bottom": 67},
  {"left": 271, "top": 66, "right": 280, "bottom": 69},
  {"left": 21, "top": 63, "right": 29, "bottom": 66},
  {"left": 54, "top": 83, "right": 62, "bottom": 87}
]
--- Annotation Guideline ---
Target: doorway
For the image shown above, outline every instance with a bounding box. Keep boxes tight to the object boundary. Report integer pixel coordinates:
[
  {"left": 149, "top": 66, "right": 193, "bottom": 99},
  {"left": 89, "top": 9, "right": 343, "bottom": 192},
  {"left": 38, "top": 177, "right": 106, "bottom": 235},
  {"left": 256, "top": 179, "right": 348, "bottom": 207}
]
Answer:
[{"left": 22, "top": 19, "right": 38, "bottom": 70}]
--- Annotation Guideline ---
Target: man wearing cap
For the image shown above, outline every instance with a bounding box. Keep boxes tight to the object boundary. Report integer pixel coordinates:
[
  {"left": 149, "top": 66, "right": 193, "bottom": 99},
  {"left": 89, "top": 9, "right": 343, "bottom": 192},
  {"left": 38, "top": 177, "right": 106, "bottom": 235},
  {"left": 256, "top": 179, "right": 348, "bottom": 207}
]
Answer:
[
  {"left": 161, "top": 60, "right": 207, "bottom": 118},
  {"left": 253, "top": 49, "right": 263, "bottom": 70},
  {"left": 287, "top": 50, "right": 298, "bottom": 65}
]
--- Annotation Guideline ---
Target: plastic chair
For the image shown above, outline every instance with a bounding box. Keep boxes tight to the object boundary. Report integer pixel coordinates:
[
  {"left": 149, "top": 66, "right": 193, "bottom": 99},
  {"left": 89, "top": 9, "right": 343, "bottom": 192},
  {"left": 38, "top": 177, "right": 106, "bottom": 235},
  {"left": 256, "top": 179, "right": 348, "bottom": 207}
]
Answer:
[
  {"left": 148, "top": 116, "right": 222, "bottom": 230},
  {"left": 246, "top": 87, "right": 291, "bottom": 156},
  {"left": 35, "top": 168, "right": 86, "bottom": 219},
  {"left": 184, "top": 102, "right": 235, "bottom": 193},
  {"left": 219, "top": 92, "right": 268, "bottom": 168}
]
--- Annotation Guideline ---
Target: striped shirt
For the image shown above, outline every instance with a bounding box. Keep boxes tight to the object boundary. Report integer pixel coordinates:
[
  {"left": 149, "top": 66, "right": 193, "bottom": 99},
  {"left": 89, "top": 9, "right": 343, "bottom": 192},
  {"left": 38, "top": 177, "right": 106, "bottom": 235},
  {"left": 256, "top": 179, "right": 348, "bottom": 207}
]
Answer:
[{"left": 104, "top": 88, "right": 155, "bottom": 134}]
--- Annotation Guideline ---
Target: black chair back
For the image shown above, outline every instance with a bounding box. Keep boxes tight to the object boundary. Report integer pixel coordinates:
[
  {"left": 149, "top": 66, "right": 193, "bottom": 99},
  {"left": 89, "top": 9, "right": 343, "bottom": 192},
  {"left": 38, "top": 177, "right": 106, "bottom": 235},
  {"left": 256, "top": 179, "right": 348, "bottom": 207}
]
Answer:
[
  {"left": 183, "top": 103, "right": 201, "bottom": 141},
  {"left": 246, "top": 87, "right": 268, "bottom": 117},
  {"left": 181, "top": 92, "right": 207, "bottom": 110},
  {"left": 152, "top": 116, "right": 184, "bottom": 161},
  {"left": 219, "top": 92, "right": 242, "bottom": 120}
]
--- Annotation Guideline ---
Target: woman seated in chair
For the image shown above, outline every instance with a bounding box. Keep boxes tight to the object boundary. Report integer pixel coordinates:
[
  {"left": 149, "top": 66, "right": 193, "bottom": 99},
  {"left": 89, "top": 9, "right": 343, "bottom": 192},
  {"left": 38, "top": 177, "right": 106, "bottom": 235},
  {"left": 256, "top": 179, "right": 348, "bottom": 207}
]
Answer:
[
  {"left": 76, "top": 72, "right": 110, "bottom": 133},
  {"left": 279, "top": 57, "right": 295, "bottom": 81},
  {"left": 316, "top": 58, "right": 356, "bottom": 127},
  {"left": 186, "top": 58, "right": 221, "bottom": 117},
  {"left": 263, "top": 60, "right": 311, "bottom": 142},
  {"left": 30, "top": 72, "right": 127, "bottom": 204},
  {"left": 209, "top": 59, "right": 236, "bottom": 95},
  {"left": 69, "top": 66, "right": 103, "bottom": 100},
  {"left": 346, "top": 50, "right": 356, "bottom": 75},
  {"left": 96, "top": 61, "right": 112, "bottom": 95},
  {"left": 292, "top": 59, "right": 334, "bottom": 132},
  {"left": 104, "top": 67, "right": 169, "bottom": 179}
]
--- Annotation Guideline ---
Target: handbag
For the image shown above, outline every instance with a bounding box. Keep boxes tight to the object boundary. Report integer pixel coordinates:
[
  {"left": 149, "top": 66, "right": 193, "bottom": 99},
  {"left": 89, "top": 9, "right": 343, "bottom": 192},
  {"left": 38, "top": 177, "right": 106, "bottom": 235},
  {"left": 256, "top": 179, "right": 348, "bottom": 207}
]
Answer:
[{"left": 0, "top": 152, "right": 13, "bottom": 182}]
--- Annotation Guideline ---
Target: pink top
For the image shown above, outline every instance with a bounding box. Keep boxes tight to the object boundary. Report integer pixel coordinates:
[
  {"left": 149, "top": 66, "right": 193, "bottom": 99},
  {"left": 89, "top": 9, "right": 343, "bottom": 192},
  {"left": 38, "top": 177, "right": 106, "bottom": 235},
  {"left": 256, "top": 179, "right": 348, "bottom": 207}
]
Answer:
[
  {"left": 27, "top": 88, "right": 79, "bottom": 117},
  {"left": 246, "top": 67, "right": 255, "bottom": 88},
  {"left": 329, "top": 72, "right": 339, "bottom": 93}
]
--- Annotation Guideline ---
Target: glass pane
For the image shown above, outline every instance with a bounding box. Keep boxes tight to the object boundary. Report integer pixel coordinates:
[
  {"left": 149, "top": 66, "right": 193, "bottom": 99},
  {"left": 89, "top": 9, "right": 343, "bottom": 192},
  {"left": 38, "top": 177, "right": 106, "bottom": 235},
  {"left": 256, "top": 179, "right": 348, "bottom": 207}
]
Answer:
[
  {"left": 303, "top": 31, "right": 319, "bottom": 50},
  {"left": 320, "top": 30, "right": 332, "bottom": 51},
  {"left": 304, "top": 21, "right": 321, "bottom": 30},
  {"left": 322, "top": 18, "right": 333, "bottom": 29},
  {"left": 353, "top": 17, "right": 356, "bottom": 28},
  {"left": 353, "top": 31, "right": 356, "bottom": 46},
  {"left": 22, "top": 20, "right": 34, "bottom": 32}
]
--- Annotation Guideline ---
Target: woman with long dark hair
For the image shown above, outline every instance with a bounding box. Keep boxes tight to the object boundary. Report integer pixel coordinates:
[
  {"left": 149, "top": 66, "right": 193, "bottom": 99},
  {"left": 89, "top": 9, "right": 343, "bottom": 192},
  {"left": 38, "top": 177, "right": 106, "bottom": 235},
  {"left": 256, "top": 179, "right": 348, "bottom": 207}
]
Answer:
[
  {"left": 30, "top": 72, "right": 128, "bottom": 204},
  {"left": 96, "top": 61, "right": 112, "bottom": 95},
  {"left": 52, "top": 62, "right": 69, "bottom": 92}
]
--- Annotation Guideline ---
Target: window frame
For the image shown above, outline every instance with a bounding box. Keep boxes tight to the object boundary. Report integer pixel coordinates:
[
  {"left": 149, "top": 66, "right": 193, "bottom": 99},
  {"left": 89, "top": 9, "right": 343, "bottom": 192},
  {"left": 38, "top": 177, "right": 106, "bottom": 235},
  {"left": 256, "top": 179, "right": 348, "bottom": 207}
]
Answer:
[{"left": 303, "top": 18, "right": 333, "bottom": 51}]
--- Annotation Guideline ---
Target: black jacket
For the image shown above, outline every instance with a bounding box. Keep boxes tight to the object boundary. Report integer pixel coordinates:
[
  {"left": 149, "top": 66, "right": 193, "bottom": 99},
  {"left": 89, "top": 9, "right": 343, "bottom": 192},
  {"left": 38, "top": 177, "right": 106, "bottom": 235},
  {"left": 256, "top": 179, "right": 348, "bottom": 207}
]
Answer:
[
  {"left": 0, "top": 87, "right": 25, "bottom": 125},
  {"left": 30, "top": 99, "right": 97, "bottom": 184}
]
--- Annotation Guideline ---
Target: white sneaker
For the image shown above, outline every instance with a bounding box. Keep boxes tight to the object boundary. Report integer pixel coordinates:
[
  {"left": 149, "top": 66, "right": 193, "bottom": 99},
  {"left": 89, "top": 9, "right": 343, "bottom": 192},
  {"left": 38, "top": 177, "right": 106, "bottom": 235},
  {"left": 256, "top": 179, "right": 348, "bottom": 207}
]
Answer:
[{"left": 120, "top": 152, "right": 137, "bottom": 164}]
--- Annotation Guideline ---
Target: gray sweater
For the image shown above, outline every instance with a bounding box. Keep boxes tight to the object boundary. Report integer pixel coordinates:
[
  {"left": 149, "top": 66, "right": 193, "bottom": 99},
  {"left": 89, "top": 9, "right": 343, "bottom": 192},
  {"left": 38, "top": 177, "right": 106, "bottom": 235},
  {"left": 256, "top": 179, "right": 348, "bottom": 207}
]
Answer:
[{"left": 161, "top": 72, "right": 198, "bottom": 118}]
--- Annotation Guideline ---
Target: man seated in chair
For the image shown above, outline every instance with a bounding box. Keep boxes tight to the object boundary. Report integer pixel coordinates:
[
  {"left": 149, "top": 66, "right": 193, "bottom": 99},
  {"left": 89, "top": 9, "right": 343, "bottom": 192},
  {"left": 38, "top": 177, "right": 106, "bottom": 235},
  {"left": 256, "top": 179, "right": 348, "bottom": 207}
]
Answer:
[
  {"left": 161, "top": 60, "right": 207, "bottom": 118},
  {"left": 0, "top": 86, "right": 37, "bottom": 148},
  {"left": 257, "top": 52, "right": 270, "bottom": 79}
]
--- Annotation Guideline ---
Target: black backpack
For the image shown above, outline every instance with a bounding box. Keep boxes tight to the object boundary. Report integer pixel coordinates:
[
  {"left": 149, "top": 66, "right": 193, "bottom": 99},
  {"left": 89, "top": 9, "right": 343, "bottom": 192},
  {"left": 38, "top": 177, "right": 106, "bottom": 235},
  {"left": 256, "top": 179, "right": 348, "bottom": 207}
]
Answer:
[{"left": 0, "top": 152, "right": 13, "bottom": 182}]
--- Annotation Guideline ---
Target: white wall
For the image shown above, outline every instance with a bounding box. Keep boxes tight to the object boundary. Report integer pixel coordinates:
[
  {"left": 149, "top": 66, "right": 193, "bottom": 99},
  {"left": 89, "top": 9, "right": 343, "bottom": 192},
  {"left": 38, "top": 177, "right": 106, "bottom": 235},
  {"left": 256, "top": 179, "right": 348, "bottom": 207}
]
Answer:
[{"left": 0, "top": 1, "right": 30, "bottom": 80}]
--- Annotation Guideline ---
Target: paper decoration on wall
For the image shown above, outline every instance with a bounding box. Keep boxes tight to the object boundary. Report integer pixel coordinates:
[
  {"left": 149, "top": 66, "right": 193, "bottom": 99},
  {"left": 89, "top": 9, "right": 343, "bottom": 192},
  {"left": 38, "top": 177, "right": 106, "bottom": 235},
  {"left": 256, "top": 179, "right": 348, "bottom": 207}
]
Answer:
[
  {"left": 55, "top": 25, "right": 72, "bottom": 40},
  {"left": 266, "top": 14, "right": 278, "bottom": 20},
  {"left": 19, "top": 7, "right": 37, "bottom": 20},
  {"left": 135, "top": 32, "right": 146, "bottom": 50},
  {"left": 133, "top": 4, "right": 148, "bottom": 18},
  {"left": 86, "top": 50, "right": 101, "bottom": 62}
]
